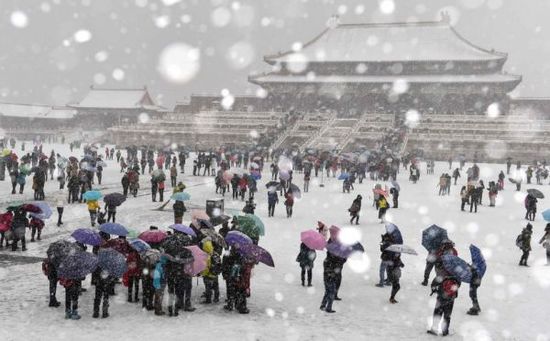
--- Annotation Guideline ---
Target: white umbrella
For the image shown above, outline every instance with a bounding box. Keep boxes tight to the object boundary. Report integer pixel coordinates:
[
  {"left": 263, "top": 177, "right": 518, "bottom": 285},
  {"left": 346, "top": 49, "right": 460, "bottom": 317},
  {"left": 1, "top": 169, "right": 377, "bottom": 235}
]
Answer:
[{"left": 385, "top": 244, "right": 418, "bottom": 255}]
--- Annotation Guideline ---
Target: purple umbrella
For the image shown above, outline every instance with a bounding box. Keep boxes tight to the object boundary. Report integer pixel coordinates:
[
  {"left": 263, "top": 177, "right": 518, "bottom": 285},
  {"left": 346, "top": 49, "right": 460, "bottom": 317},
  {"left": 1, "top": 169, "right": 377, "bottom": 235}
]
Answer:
[
  {"left": 99, "top": 223, "right": 128, "bottom": 237},
  {"left": 97, "top": 248, "right": 128, "bottom": 278},
  {"left": 326, "top": 241, "right": 356, "bottom": 259},
  {"left": 225, "top": 230, "right": 253, "bottom": 246},
  {"left": 235, "top": 243, "right": 274, "bottom": 267},
  {"left": 169, "top": 224, "right": 197, "bottom": 237},
  {"left": 71, "top": 228, "right": 102, "bottom": 246},
  {"left": 57, "top": 251, "right": 98, "bottom": 279}
]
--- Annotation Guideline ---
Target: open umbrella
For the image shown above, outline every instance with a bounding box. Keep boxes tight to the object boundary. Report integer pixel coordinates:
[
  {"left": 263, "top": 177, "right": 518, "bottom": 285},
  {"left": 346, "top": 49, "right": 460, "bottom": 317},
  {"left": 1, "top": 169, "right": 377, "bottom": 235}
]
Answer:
[
  {"left": 0, "top": 212, "right": 13, "bottom": 233},
  {"left": 245, "top": 214, "right": 265, "bottom": 236},
  {"left": 47, "top": 240, "right": 80, "bottom": 267},
  {"left": 138, "top": 230, "right": 167, "bottom": 244},
  {"left": 200, "top": 228, "right": 227, "bottom": 249},
  {"left": 469, "top": 244, "right": 487, "bottom": 278},
  {"left": 279, "top": 170, "right": 290, "bottom": 181},
  {"left": 385, "top": 244, "right": 418, "bottom": 255},
  {"left": 422, "top": 225, "right": 448, "bottom": 252},
  {"left": 57, "top": 157, "right": 68, "bottom": 169},
  {"left": 542, "top": 209, "right": 550, "bottom": 222},
  {"left": 57, "top": 251, "right": 98, "bottom": 279},
  {"left": 183, "top": 245, "right": 208, "bottom": 275},
  {"left": 527, "top": 188, "right": 545, "bottom": 199},
  {"left": 162, "top": 233, "right": 193, "bottom": 259},
  {"left": 385, "top": 223, "right": 403, "bottom": 244},
  {"left": 83, "top": 190, "right": 102, "bottom": 201},
  {"left": 129, "top": 239, "right": 151, "bottom": 253},
  {"left": 171, "top": 192, "right": 191, "bottom": 202},
  {"left": 249, "top": 170, "right": 261, "bottom": 181},
  {"left": 300, "top": 230, "right": 327, "bottom": 250},
  {"left": 508, "top": 177, "right": 518, "bottom": 184},
  {"left": 126, "top": 229, "right": 139, "bottom": 239},
  {"left": 235, "top": 243, "right": 274, "bottom": 267},
  {"left": 326, "top": 241, "right": 356, "bottom": 259},
  {"left": 21, "top": 203, "right": 41, "bottom": 213},
  {"left": 265, "top": 181, "right": 281, "bottom": 189},
  {"left": 442, "top": 254, "right": 472, "bottom": 283},
  {"left": 249, "top": 162, "right": 260, "bottom": 169},
  {"left": 191, "top": 209, "right": 210, "bottom": 226},
  {"left": 105, "top": 238, "right": 132, "bottom": 255},
  {"left": 99, "top": 223, "right": 128, "bottom": 237},
  {"left": 169, "top": 224, "right": 197, "bottom": 237},
  {"left": 225, "top": 230, "right": 252, "bottom": 246},
  {"left": 97, "top": 248, "right": 128, "bottom": 278},
  {"left": 103, "top": 193, "right": 126, "bottom": 207},
  {"left": 338, "top": 173, "right": 350, "bottom": 180},
  {"left": 236, "top": 216, "right": 261, "bottom": 240},
  {"left": 288, "top": 184, "right": 302, "bottom": 199},
  {"left": 29, "top": 201, "right": 52, "bottom": 220},
  {"left": 390, "top": 180, "right": 401, "bottom": 192},
  {"left": 71, "top": 228, "right": 102, "bottom": 246}
]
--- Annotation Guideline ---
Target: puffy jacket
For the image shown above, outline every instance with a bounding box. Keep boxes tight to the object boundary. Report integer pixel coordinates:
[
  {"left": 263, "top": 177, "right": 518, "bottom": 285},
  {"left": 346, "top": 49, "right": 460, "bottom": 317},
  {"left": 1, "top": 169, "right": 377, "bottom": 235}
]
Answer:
[
  {"left": 87, "top": 200, "right": 99, "bottom": 211},
  {"left": 29, "top": 217, "right": 44, "bottom": 230},
  {"left": 11, "top": 209, "right": 28, "bottom": 239},
  {"left": 296, "top": 242, "right": 316, "bottom": 268},
  {"left": 378, "top": 197, "right": 388, "bottom": 209},
  {"left": 200, "top": 240, "right": 218, "bottom": 278},
  {"left": 153, "top": 256, "right": 168, "bottom": 289}
]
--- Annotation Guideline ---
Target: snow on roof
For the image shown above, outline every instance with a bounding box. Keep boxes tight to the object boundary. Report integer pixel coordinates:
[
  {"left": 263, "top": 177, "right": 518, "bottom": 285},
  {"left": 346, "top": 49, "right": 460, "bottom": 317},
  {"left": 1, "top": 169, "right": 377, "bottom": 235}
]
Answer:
[
  {"left": 265, "top": 21, "right": 506, "bottom": 64},
  {"left": 250, "top": 73, "right": 522, "bottom": 85},
  {"left": 0, "top": 102, "right": 76, "bottom": 119},
  {"left": 72, "top": 87, "right": 165, "bottom": 110}
]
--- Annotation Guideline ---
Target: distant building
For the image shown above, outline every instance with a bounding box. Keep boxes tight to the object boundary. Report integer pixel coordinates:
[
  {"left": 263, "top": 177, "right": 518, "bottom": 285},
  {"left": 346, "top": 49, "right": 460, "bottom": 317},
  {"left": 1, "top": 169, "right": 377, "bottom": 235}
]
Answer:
[
  {"left": 69, "top": 86, "right": 168, "bottom": 129},
  {"left": 249, "top": 19, "right": 522, "bottom": 117},
  {"left": 0, "top": 102, "right": 76, "bottom": 140}
]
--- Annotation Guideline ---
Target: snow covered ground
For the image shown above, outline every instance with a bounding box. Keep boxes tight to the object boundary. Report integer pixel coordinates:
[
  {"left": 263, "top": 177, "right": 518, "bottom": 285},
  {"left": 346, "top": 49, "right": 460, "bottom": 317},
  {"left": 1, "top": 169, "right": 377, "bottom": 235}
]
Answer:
[{"left": 0, "top": 142, "right": 549, "bottom": 341}]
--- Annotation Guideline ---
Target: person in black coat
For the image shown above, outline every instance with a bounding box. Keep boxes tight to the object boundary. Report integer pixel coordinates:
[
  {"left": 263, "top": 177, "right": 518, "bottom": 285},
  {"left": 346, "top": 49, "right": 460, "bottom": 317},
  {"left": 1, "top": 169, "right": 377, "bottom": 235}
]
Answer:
[
  {"left": 389, "top": 187, "right": 399, "bottom": 208},
  {"left": 173, "top": 200, "right": 186, "bottom": 224},
  {"left": 121, "top": 173, "right": 129, "bottom": 197},
  {"left": 467, "top": 266, "right": 481, "bottom": 315},
  {"left": 387, "top": 252, "right": 404, "bottom": 303},
  {"left": 348, "top": 195, "right": 362, "bottom": 225},
  {"left": 376, "top": 233, "right": 393, "bottom": 287},
  {"left": 427, "top": 276, "right": 461, "bottom": 336},
  {"left": 11, "top": 208, "right": 28, "bottom": 251},
  {"left": 296, "top": 243, "right": 316, "bottom": 287},
  {"left": 320, "top": 251, "right": 343, "bottom": 313}
]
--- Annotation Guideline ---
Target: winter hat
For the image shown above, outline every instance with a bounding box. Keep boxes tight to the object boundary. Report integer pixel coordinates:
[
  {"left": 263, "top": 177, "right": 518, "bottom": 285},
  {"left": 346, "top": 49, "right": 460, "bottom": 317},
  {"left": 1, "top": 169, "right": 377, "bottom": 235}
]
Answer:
[
  {"left": 526, "top": 223, "right": 533, "bottom": 230},
  {"left": 357, "top": 195, "right": 362, "bottom": 200}
]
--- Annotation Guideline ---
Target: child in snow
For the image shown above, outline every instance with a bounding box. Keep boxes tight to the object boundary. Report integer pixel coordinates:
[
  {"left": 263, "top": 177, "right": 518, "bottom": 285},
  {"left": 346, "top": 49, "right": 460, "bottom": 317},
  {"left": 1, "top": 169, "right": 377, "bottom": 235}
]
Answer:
[
  {"left": 124, "top": 249, "right": 142, "bottom": 303},
  {"left": 87, "top": 199, "right": 99, "bottom": 227},
  {"left": 377, "top": 196, "right": 389, "bottom": 223}
]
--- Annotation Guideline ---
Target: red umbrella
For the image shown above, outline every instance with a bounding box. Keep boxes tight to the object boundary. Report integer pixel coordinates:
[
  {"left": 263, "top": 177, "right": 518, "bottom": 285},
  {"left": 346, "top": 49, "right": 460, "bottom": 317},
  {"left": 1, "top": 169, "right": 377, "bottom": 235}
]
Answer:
[
  {"left": 105, "top": 238, "right": 132, "bottom": 256},
  {"left": 22, "top": 203, "right": 42, "bottom": 214},
  {"left": 138, "top": 230, "right": 167, "bottom": 244},
  {"left": 0, "top": 212, "right": 13, "bottom": 233}
]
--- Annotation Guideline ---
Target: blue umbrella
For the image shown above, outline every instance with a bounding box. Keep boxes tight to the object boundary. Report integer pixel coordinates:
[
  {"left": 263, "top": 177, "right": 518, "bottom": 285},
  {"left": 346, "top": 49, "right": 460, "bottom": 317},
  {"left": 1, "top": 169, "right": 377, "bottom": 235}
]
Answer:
[
  {"left": 469, "top": 244, "right": 487, "bottom": 278},
  {"left": 338, "top": 173, "right": 350, "bottom": 180},
  {"left": 171, "top": 192, "right": 191, "bottom": 201},
  {"left": 225, "top": 231, "right": 253, "bottom": 246},
  {"left": 169, "top": 224, "right": 197, "bottom": 237},
  {"left": 71, "top": 228, "right": 102, "bottom": 246},
  {"left": 129, "top": 239, "right": 151, "bottom": 253},
  {"left": 422, "top": 225, "right": 448, "bottom": 252},
  {"left": 57, "top": 251, "right": 98, "bottom": 279},
  {"left": 249, "top": 171, "right": 261, "bottom": 181},
  {"left": 83, "top": 190, "right": 102, "bottom": 201},
  {"left": 542, "top": 209, "right": 550, "bottom": 222},
  {"left": 29, "top": 201, "right": 52, "bottom": 220},
  {"left": 442, "top": 254, "right": 472, "bottom": 283},
  {"left": 100, "top": 223, "right": 128, "bottom": 237},
  {"left": 385, "top": 223, "right": 403, "bottom": 244},
  {"left": 97, "top": 248, "right": 128, "bottom": 278}
]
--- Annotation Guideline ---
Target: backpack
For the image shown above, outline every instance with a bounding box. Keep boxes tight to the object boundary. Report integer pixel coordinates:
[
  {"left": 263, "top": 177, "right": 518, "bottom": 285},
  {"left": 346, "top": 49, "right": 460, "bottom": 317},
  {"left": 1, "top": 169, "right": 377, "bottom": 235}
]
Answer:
[
  {"left": 515, "top": 234, "right": 523, "bottom": 248},
  {"left": 210, "top": 252, "right": 222, "bottom": 275}
]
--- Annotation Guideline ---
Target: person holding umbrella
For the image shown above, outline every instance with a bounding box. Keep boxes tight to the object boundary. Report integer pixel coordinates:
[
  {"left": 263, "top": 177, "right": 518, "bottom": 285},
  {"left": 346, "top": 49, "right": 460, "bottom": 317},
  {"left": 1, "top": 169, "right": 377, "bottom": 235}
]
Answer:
[
  {"left": 376, "top": 233, "right": 393, "bottom": 287},
  {"left": 320, "top": 251, "right": 343, "bottom": 313},
  {"left": 296, "top": 242, "right": 316, "bottom": 287},
  {"left": 427, "top": 275, "right": 461, "bottom": 336}
]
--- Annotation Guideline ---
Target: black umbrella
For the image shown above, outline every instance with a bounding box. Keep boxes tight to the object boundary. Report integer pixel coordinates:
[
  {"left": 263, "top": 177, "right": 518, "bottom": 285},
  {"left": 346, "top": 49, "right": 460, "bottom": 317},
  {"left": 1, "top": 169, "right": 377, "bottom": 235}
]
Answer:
[
  {"left": 265, "top": 181, "right": 280, "bottom": 189},
  {"left": 527, "top": 188, "right": 545, "bottom": 199},
  {"left": 103, "top": 192, "right": 126, "bottom": 207},
  {"left": 162, "top": 233, "right": 193, "bottom": 259},
  {"left": 47, "top": 240, "right": 80, "bottom": 268}
]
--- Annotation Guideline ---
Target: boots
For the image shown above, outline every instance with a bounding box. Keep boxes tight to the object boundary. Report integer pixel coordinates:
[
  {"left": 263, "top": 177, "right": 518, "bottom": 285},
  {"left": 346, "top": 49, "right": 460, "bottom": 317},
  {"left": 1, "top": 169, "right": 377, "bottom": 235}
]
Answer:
[
  {"left": 71, "top": 310, "right": 81, "bottom": 320},
  {"left": 49, "top": 299, "right": 61, "bottom": 308}
]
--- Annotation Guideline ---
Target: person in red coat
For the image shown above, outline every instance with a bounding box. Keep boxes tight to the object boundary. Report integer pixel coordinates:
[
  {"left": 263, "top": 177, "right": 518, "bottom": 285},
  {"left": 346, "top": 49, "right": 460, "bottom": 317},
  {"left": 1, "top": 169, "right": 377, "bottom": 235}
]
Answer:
[
  {"left": 30, "top": 216, "right": 44, "bottom": 242},
  {"left": 284, "top": 190, "right": 295, "bottom": 218},
  {"left": 123, "top": 249, "right": 142, "bottom": 303}
]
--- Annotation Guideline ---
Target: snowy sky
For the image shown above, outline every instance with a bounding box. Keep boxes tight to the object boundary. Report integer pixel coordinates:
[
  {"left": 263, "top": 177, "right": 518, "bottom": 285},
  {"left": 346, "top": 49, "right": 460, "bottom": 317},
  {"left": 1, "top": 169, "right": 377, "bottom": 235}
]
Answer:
[{"left": 1, "top": 0, "right": 550, "bottom": 108}]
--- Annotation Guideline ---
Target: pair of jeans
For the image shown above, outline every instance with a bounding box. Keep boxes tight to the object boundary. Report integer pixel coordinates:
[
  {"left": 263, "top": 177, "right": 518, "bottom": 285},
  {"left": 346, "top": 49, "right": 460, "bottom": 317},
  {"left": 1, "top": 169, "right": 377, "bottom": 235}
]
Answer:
[
  {"left": 321, "top": 276, "right": 337, "bottom": 311},
  {"left": 378, "top": 261, "right": 389, "bottom": 285}
]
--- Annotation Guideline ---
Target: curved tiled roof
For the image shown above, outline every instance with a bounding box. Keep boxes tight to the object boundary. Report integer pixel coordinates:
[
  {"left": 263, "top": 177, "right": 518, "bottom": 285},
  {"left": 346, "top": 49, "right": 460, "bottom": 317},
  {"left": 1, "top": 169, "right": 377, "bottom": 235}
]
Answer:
[{"left": 265, "top": 21, "right": 506, "bottom": 64}]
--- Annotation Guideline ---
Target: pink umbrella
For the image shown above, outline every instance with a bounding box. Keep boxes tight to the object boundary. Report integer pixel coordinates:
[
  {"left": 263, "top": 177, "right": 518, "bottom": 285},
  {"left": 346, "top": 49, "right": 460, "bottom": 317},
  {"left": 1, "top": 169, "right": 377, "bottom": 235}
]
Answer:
[
  {"left": 191, "top": 209, "right": 210, "bottom": 227},
  {"left": 301, "top": 230, "right": 327, "bottom": 250},
  {"left": 373, "top": 188, "right": 389, "bottom": 198},
  {"left": 329, "top": 225, "right": 341, "bottom": 240},
  {"left": 222, "top": 170, "right": 233, "bottom": 182},
  {"left": 183, "top": 245, "right": 208, "bottom": 276}
]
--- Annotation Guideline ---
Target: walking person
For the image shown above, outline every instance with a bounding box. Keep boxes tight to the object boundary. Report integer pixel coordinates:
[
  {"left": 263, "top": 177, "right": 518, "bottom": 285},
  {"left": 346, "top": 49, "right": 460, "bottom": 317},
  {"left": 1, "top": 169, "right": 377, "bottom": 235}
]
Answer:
[
  {"left": 320, "top": 251, "right": 341, "bottom": 313},
  {"left": 376, "top": 233, "right": 393, "bottom": 287},
  {"left": 55, "top": 191, "right": 65, "bottom": 227},
  {"left": 87, "top": 199, "right": 99, "bottom": 227},
  {"left": 348, "top": 195, "right": 362, "bottom": 225},
  {"left": 467, "top": 266, "right": 482, "bottom": 315},
  {"left": 387, "top": 252, "right": 404, "bottom": 304},
  {"left": 517, "top": 223, "right": 533, "bottom": 266},
  {"left": 539, "top": 224, "right": 550, "bottom": 265},
  {"left": 92, "top": 267, "right": 115, "bottom": 318},
  {"left": 267, "top": 190, "right": 279, "bottom": 217},
  {"left": 284, "top": 189, "right": 294, "bottom": 218},
  {"left": 106, "top": 202, "right": 117, "bottom": 223},
  {"left": 377, "top": 195, "right": 389, "bottom": 223},
  {"left": 427, "top": 276, "right": 461, "bottom": 336}
]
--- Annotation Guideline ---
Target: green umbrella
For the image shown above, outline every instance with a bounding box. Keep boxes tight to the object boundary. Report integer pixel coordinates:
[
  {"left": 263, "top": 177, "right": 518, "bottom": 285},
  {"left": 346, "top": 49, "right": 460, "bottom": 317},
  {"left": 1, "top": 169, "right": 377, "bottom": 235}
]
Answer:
[
  {"left": 126, "top": 229, "right": 140, "bottom": 239},
  {"left": 245, "top": 214, "right": 265, "bottom": 236},
  {"left": 236, "top": 216, "right": 260, "bottom": 240}
]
